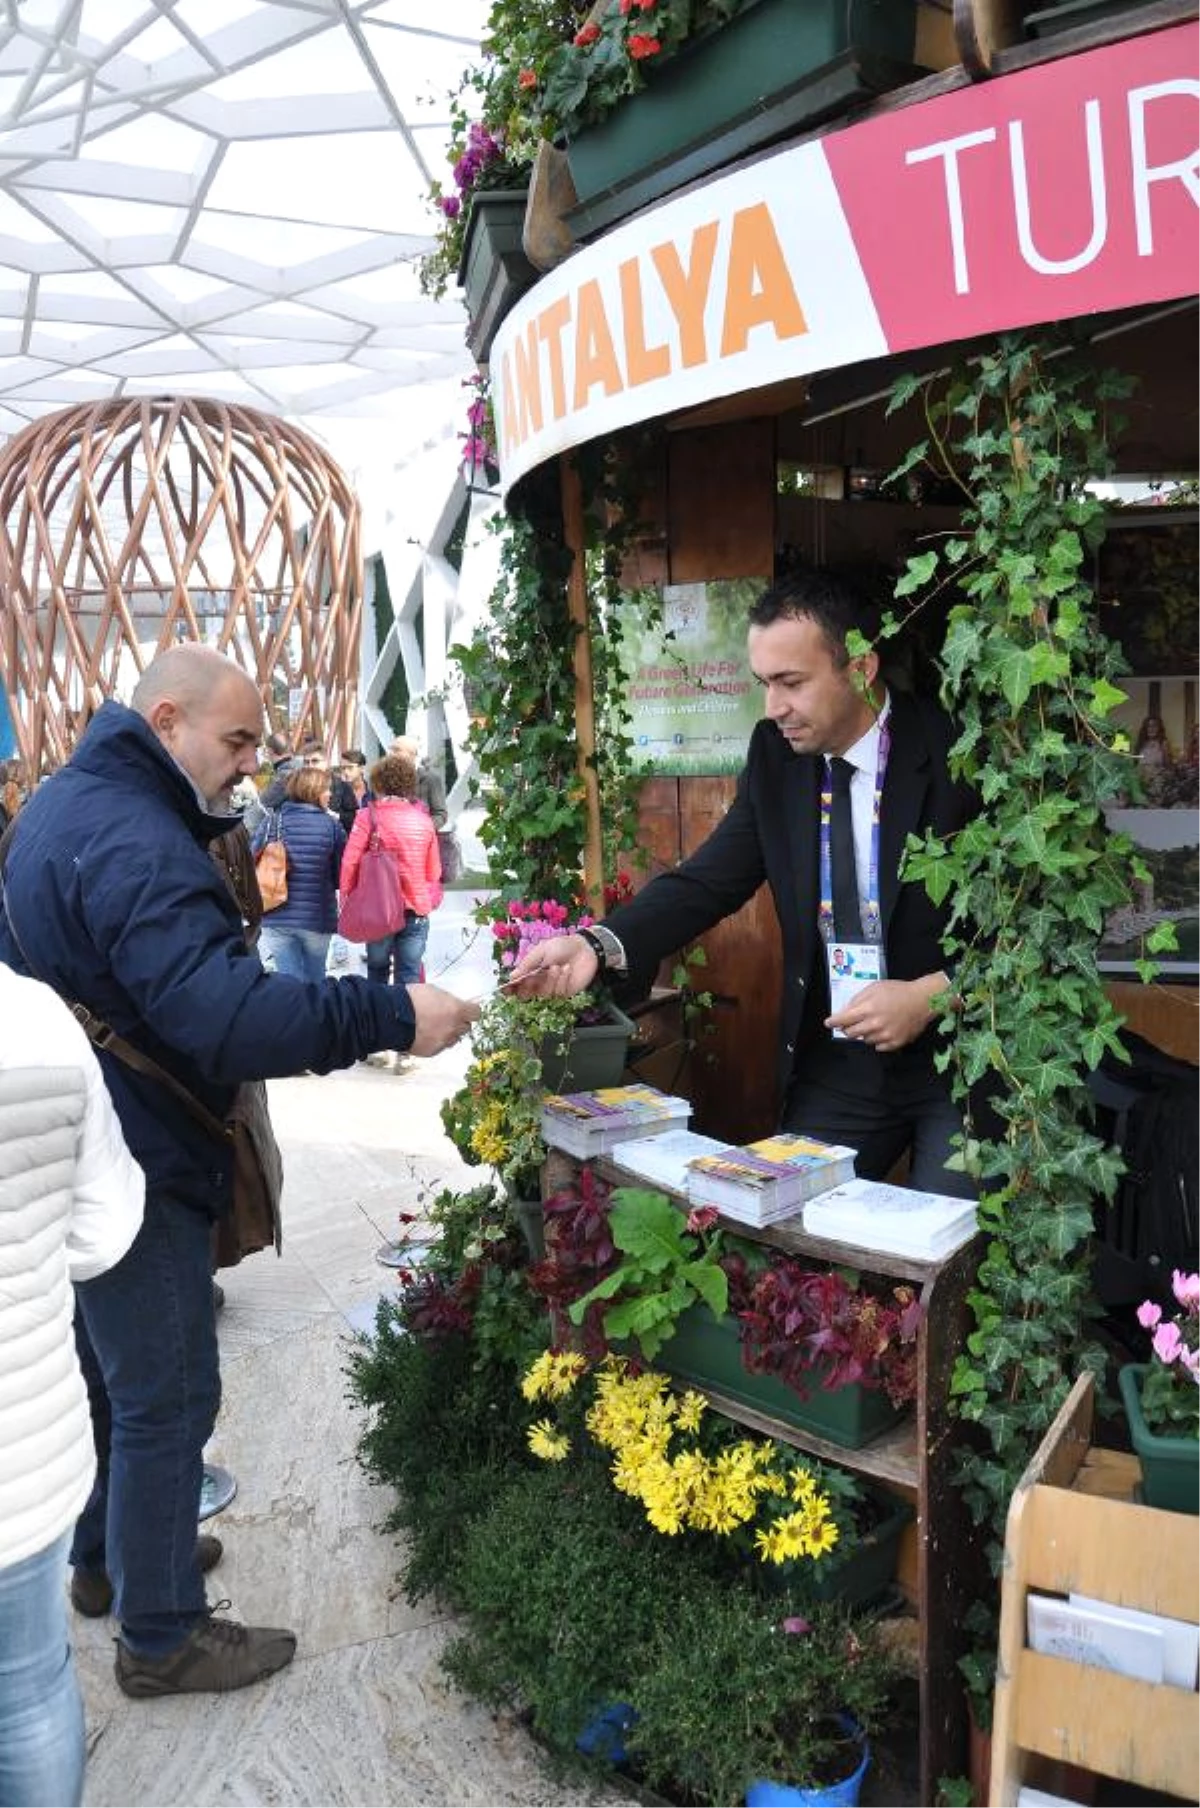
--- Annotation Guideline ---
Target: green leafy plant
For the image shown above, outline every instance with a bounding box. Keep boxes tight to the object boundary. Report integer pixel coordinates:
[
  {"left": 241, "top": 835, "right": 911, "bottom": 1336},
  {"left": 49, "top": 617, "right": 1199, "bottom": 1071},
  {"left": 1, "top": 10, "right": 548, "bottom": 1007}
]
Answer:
[
  {"left": 883, "top": 329, "right": 1160, "bottom": 1717},
  {"left": 531, "top": 0, "right": 747, "bottom": 139},
  {"left": 441, "top": 988, "right": 587, "bottom": 1197},
  {"left": 568, "top": 1188, "right": 729, "bottom": 1358}
]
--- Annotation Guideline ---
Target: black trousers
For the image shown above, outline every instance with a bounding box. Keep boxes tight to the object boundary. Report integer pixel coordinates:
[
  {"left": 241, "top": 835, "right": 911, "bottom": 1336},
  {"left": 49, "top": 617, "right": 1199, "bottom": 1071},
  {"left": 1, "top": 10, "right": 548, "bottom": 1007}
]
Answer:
[{"left": 781, "top": 1035, "right": 976, "bottom": 1200}]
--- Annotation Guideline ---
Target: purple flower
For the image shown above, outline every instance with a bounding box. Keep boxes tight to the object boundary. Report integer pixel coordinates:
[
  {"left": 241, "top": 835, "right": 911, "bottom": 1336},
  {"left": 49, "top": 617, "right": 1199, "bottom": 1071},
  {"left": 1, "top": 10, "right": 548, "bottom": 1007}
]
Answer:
[{"left": 439, "top": 195, "right": 461, "bottom": 219}]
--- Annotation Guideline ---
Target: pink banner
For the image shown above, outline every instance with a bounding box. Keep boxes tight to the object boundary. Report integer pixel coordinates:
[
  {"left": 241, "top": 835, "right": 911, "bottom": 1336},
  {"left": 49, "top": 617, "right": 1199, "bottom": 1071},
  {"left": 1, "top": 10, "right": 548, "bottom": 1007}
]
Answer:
[{"left": 826, "top": 23, "right": 1199, "bottom": 351}]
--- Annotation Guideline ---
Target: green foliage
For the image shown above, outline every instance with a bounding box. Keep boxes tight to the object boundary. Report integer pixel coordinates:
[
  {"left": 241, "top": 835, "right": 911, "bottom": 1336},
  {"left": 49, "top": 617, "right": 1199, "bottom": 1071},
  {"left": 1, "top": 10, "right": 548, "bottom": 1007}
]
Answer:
[
  {"left": 567, "top": 1186, "right": 729, "bottom": 1357},
  {"left": 534, "top": 0, "right": 746, "bottom": 137},
  {"left": 885, "top": 331, "right": 1156, "bottom": 1710},
  {"left": 450, "top": 437, "right": 665, "bottom": 907},
  {"left": 625, "top": 1589, "right": 897, "bottom": 1803},
  {"left": 440, "top": 989, "right": 586, "bottom": 1195}
]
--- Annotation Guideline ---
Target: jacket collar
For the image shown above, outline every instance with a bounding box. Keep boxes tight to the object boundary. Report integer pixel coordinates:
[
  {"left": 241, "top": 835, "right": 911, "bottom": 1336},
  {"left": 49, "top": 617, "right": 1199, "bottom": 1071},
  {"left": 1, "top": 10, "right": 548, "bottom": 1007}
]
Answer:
[{"left": 71, "top": 701, "right": 242, "bottom": 843}]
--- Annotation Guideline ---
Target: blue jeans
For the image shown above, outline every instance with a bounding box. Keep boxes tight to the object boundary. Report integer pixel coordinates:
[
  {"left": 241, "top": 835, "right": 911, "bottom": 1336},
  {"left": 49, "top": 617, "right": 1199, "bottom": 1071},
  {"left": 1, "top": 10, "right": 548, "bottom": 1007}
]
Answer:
[
  {"left": 366, "top": 912, "right": 429, "bottom": 989},
  {"left": 71, "top": 1196, "right": 220, "bottom": 1657},
  {"left": 259, "top": 925, "right": 331, "bottom": 983},
  {"left": 0, "top": 1532, "right": 86, "bottom": 1807}
]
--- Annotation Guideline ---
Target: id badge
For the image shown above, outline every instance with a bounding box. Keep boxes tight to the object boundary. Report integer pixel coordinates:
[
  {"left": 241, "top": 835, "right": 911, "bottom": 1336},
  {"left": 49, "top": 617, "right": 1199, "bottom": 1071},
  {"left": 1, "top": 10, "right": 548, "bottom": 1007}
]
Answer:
[{"left": 827, "top": 941, "right": 885, "bottom": 1037}]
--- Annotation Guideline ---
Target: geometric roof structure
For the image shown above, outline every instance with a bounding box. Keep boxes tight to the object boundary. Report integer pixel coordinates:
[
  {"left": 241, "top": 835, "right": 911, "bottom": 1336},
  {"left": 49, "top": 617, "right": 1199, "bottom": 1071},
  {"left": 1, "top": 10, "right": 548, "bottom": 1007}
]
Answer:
[{"left": 0, "top": 0, "right": 486, "bottom": 439}]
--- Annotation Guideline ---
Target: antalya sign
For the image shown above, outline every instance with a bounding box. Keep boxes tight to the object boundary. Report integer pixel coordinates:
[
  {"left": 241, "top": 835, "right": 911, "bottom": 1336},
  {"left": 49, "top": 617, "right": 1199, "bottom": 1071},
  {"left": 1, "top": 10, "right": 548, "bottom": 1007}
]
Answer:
[{"left": 491, "top": 23, "right": 1199, "bottom": 492}]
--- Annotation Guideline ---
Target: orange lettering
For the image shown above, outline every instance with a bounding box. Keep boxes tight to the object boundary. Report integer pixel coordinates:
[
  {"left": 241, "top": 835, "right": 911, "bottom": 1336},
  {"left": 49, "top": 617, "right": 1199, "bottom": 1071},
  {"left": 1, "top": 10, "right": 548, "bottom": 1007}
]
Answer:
[
  {"left": 538, "top": 297, "right": 572, "bottom": 420},
  {"left": 652, "top": 223, "right": 719, "bottom": 368},
  {"left": 513, "top": 318, "right": 544, "bottom": 440},
  {"left": 619, "top": 258, "right": 670, "bottom": 386},
  {"left": 499, "top": 350, "right": 520, "bottom": 455},
  {"left": 572, "top": 279, "right": 624, "bottom": 410},
  {"left": 720, "top": 202, "right": 807, "bottom": 357}
]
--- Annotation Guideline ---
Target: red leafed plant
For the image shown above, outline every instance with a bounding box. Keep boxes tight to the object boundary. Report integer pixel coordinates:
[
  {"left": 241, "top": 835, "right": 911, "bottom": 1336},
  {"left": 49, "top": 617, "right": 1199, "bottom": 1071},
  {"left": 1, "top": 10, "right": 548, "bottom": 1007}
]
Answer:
[
  {"left": 526, "top": 1165, "right": 619, "bottom": 1355},
  {"left": 733, "top": 1259, "right": 923, "bottom": 1408}
]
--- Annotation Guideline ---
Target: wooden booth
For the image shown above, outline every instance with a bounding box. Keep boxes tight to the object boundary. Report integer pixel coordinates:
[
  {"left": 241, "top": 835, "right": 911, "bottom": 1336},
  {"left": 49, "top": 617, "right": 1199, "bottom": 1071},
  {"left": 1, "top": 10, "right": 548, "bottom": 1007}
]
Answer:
[{"left": 489, "top": 4, "right": 1199, "bottom": 1796}]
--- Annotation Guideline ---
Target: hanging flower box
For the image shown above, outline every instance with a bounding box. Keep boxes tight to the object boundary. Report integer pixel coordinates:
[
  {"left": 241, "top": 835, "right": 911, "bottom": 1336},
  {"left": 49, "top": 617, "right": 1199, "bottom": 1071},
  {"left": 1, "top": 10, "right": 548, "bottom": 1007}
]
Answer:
[
  {"left": 456, "top": 189, "right": 538, "bottom": 363},
  {"left": 656, "top": 1303, "right": 906, "bottom": 1450},
  {"left": 537, "top": 1002, "right": 637, "bottom": 1094},
  {"left": 563, "top": 0, "right": 921, "bottom": 239}
]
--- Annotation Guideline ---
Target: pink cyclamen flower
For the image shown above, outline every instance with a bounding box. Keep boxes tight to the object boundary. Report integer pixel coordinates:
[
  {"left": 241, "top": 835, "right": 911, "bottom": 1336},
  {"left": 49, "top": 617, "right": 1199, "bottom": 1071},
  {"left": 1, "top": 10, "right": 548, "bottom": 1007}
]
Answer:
[
  {"left": 782, "top": 1616, "right": 811, "bottom": 1636},
  {"left": 1137, "top": 1300, "right": 1163, "bottom": 1330},
  {"left": 1172, "top": 1270, "right": 1200, "bottom": 1310},
  {"left": 1153, "top": 1321, "right": 1185, "bottom": 1365}
]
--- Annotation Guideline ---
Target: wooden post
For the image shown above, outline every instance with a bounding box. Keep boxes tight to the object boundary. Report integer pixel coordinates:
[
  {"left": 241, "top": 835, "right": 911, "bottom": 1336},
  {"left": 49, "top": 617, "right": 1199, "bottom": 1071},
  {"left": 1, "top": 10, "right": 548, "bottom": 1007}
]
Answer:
[{"left": 560, "top": 453, "right": 604, "bottom": 910}]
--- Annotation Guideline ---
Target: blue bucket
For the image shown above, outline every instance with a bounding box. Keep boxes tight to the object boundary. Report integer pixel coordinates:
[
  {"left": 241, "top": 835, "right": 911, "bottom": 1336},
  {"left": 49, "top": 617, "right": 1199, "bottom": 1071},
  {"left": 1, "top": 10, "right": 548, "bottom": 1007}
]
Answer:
[
  {"left": 576, "top": 1700, "right": 637, "bottom": 1765},
  {"left": 745, "top": 1721, "right": 869, "bottom": 1806}
]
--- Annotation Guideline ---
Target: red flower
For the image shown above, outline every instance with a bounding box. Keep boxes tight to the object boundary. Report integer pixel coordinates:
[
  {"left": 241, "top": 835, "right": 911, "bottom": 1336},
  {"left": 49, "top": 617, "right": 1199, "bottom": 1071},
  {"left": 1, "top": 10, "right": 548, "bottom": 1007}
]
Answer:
[
  {"left": 518, "top": 67, "right": 538, "bottom": 89},
  {"left": 686, "top": 1206, "right": 720, "bottom": 1236},
  {"left": 627, "top": 33, "right": 661, "bottom": 58},
  {"left": 574, "top": 20, "right": 601, "bottom": 44}
]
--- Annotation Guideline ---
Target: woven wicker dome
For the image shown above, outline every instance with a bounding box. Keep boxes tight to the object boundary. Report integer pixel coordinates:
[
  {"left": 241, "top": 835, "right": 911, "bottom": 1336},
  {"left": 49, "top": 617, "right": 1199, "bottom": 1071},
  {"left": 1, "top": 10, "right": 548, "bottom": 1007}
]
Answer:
[{"left": 0, "top": 396, "right": 361, "bottom": 775}]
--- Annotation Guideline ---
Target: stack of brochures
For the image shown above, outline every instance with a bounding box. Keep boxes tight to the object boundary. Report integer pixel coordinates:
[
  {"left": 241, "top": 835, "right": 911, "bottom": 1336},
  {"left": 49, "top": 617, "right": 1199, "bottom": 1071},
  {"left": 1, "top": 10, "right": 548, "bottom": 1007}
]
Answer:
[
  {"left": 540, "top": 1084, "right": 692, "bottom": 1159},
  {"left": 1026, "top": 1590, "right": 1199, "bottom": 1687},
  {"left": 683, "top": 1133, "right": 858, "bottom": 1226},
  {"left": 801, "top": 1177, "right": 978, "bottom": 1259},
  {"left": 611, "top": 1127, "right": 729, "bottom": 1192}
]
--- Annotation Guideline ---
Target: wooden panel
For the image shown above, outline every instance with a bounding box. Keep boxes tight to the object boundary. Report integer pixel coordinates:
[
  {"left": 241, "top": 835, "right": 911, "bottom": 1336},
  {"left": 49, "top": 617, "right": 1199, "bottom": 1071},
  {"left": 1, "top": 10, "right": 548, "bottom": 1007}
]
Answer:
[
  {"left": 1105, "top": 979, "right": 1199, "bottom": 1064},
  {"left": 1020, "top": 1485, "right": 1199, "bottom": 1615},
  {"left": 667, "top": 419, "right": 775, "bottom": 583},
  {"left": 1012, "top": 1655, "right": 1199, "bottom": 1802}
]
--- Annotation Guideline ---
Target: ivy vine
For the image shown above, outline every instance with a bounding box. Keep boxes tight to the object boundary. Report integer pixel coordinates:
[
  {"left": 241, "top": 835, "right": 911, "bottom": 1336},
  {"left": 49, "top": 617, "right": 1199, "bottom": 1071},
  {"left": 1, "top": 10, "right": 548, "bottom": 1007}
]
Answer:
[{"left": 884, "top": 331, "right": 1174, "bottom": 1715}]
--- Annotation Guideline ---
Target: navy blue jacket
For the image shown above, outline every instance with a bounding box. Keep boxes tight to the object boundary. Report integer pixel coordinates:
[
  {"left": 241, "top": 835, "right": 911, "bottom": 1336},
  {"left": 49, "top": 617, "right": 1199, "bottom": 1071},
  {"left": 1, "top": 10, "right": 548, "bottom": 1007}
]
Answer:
[
  {"left": 252, "top": 801, "right": 344, "bottom": 933},
  {"left": 0, "top": 703, "right": 416, "bottom": 1219}
]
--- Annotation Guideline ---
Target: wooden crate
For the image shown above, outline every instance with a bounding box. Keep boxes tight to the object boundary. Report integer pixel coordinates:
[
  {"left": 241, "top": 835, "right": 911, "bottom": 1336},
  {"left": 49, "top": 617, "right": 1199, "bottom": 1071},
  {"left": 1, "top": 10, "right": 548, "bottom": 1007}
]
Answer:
[{"left": 990, "top": 1373, "right": 1199, "bottom": 1805}]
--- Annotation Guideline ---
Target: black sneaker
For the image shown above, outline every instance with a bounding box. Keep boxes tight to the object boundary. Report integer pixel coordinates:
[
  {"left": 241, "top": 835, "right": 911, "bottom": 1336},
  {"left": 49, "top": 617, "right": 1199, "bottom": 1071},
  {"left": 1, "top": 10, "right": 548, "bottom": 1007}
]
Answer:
[
  {"left": 71, "top": 1533, "right": 224, "bottom": 1617},
  {"left": 115, "top": 1607, "right": 296, "bottom": 1697}
]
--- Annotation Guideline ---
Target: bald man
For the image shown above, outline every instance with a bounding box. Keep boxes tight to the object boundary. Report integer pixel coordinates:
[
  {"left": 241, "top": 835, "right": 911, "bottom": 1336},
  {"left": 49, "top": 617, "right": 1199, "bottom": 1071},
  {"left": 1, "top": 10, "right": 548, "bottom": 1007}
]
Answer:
[
  {"left": 0, "top": 646, "right": 477, "bottom": 1699},
  {"left": 389, "top": 733, "right": 447, "bottom": 828}
]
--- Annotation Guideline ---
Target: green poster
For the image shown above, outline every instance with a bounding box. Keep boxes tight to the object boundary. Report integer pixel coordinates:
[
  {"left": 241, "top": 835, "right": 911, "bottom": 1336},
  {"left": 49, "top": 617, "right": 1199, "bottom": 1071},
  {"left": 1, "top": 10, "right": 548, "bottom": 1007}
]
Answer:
[{"left": 620, "top": 579, "right": 766, "bottom": 776}]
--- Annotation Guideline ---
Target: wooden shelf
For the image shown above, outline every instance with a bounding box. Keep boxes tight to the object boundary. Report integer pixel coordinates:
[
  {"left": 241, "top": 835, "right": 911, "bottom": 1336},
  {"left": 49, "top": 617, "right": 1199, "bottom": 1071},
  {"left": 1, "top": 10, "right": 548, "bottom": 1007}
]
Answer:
[{"left": 547, "top": 1148, "right": 987, "bottom": 1801}]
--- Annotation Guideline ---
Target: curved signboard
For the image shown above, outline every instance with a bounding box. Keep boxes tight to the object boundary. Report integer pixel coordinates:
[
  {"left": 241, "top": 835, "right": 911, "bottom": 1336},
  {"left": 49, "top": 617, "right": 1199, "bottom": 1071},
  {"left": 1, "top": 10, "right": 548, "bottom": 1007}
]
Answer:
[{"left": 491, "top": 21, "right": 1198, "bottom": 494}]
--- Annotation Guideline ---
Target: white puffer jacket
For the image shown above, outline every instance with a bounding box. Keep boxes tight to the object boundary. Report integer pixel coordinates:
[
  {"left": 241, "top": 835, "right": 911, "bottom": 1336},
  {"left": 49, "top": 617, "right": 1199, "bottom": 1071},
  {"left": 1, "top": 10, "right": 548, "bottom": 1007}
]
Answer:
[{"left": 0, "top": 966, "right": 145, "bottom": 1570}]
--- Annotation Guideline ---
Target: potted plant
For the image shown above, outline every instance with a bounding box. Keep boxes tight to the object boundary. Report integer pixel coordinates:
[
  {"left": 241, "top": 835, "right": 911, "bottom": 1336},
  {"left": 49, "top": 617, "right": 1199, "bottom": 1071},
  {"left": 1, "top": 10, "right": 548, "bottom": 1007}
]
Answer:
[
  {"left": 488, "top": 895, "right": 638, "bottom": 1090},
  {"left": 1118, "top": 1269, "right": 1199, "bottom": 1514},
  {"left": 529, "top": 1169, "right": 922, "bottom": 1446}
]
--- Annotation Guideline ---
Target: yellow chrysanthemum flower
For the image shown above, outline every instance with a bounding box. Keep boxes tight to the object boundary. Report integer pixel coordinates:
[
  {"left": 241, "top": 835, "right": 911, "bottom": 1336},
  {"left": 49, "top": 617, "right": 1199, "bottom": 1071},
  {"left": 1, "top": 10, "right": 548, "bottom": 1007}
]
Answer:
[{"left": 527, "top": 1419, "right": 570, "bottom": 1461}]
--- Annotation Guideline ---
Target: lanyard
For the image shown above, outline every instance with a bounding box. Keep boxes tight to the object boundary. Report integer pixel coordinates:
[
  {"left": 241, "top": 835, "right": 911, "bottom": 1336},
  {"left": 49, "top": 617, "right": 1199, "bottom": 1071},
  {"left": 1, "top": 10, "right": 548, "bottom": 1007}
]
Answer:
[{"left": 818, "top": 720, "right": 890, "bottom": 944}]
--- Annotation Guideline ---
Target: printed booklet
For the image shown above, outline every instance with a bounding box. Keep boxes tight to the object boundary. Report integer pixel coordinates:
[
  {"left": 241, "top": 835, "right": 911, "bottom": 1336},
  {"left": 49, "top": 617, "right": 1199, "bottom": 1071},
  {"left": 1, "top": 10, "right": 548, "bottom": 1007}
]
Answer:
[
  {"left": 684, "top": 1133, "right": 858, "bottom": 1226},
  {"left": 801, "top": 1177, "right": 977, "bottom": 1260},
  {"left": 540, "top": 1084, "right": 692, "bottom": 1159}
]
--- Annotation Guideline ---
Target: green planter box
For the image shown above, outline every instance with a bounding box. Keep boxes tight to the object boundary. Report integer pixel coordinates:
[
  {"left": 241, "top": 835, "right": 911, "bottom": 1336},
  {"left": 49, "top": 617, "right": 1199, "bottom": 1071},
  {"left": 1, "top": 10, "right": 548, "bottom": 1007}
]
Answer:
[
  {"left": 777, "top": 1491, "right": 912, "bottom": 1608},
  {"left": 456, "top": 190, "right": 538, "bottom": 363},
  {"left": 1119, "top": 1363, "right": 1199, "bottom": 1515},
  {"left": 657, "top": 1303, "right": 905, "bottom": 1450},
  {"left": 538, "top": 1004, "right": 637, "bottom": 1094},
  {"left": 565, "top": 0, "right": 919, "bottom": 238}
]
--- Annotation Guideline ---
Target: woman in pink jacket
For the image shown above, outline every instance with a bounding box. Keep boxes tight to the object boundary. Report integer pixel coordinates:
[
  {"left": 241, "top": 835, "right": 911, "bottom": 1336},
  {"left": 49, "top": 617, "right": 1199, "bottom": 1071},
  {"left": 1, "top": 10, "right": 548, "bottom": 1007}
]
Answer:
[{"left": 340, "top": 753, "right": 442, "bottom": 996}]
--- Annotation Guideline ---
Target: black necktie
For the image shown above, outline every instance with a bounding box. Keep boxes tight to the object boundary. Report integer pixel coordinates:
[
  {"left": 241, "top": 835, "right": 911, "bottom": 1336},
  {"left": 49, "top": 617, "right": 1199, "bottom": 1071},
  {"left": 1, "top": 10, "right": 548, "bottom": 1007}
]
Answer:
[{"left": 830, "top": 757, "right": 863, "bottom": 941}]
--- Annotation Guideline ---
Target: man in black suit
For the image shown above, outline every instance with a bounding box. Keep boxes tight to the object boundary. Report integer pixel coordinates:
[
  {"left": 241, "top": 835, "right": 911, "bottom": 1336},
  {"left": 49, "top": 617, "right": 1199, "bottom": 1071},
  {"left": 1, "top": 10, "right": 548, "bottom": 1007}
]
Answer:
[{"left": 508, "top": 570, "right": 978, "bottom": 1197}]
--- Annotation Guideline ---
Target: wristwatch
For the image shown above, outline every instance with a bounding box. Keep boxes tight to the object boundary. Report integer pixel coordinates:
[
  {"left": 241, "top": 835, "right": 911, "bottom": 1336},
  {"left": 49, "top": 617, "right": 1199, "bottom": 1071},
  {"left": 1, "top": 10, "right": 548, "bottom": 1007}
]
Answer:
[{"left": 577, "top": 923, "right": 628, "bottom": 978}]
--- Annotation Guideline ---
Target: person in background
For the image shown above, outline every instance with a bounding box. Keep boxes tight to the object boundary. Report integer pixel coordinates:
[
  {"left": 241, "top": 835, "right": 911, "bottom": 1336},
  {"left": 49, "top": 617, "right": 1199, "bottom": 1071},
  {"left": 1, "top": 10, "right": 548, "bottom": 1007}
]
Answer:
[
  {"left": 0, "top": 966, "right": 145, "bottom": 1807},
  {"left": 389, "top": 734, "right": 447, "bottom": 829},
  {"left": 0, "top": 645, "right": 476, "bottom": 1701},
  {"left": 340, "top": 752, "right": 442, "bottom": 1072},
  {"left": 329, "top": 750, "right": 365, "bottom": 837},
  {"left": 251, "top": 766, "right": 346, "bottom": 983}
]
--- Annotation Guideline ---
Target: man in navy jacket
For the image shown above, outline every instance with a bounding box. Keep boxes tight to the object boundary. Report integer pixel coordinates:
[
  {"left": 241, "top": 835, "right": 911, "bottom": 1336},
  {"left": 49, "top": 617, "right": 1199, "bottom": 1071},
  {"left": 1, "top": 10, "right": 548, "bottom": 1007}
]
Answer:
[
  {"left": 509, "top": 571, "right": 979, "bottom": 1196},
  {"left": 0, "top": 644, "right": 476, "bottom": 1698}
]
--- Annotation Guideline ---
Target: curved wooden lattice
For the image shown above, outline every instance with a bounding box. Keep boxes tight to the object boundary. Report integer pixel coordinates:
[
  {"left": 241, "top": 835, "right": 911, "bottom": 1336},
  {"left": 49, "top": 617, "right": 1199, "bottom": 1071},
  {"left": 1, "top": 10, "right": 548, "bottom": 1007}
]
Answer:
[{"left": 0, "top": 396, "right": 362, "bottom": 774}]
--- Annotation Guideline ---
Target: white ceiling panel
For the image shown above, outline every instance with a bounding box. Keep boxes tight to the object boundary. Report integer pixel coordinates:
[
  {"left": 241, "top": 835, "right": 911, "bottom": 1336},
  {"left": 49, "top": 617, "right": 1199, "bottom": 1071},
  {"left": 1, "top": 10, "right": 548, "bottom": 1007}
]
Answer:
[{"left": 0, "top": 0, "right": 489, "bottom": 438}]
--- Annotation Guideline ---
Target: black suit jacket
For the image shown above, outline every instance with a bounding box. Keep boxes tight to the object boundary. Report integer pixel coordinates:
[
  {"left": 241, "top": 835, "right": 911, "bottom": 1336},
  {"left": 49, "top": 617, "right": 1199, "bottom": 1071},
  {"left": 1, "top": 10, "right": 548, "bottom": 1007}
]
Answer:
[{"left": 605, "top": 692, "right": 976, "bottom": 1102}]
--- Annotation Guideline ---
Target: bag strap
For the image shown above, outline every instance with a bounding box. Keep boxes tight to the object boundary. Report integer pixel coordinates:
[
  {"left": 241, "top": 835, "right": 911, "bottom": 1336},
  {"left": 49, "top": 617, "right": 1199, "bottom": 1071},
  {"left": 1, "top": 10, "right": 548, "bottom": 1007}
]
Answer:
[
  {"left": 1, "top": 842, "right": 231, "bottom": 1147},
  {"left": 366, "top": 798, "right": 381, "bottom": 851}
]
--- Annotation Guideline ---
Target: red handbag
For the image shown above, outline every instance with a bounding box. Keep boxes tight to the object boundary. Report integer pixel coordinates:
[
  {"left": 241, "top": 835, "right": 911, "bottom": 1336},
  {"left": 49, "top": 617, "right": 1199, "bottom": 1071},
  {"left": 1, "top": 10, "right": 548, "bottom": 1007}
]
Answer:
[{"left": 339, "top": 802, "right": 407, "bottom": 941}]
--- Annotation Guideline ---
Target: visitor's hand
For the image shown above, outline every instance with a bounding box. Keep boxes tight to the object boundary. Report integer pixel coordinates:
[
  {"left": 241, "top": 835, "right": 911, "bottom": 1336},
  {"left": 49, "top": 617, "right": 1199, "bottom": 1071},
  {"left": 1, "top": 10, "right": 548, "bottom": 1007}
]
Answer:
[
  {"left": 826, "top": 974, "right": 949, "bottom": 1054},
  {"left": 406, "top": 984, "right": 480, "bottom": 1055},
  {"left": 507, "top": 932, "right": 598, "bottom": 998}
]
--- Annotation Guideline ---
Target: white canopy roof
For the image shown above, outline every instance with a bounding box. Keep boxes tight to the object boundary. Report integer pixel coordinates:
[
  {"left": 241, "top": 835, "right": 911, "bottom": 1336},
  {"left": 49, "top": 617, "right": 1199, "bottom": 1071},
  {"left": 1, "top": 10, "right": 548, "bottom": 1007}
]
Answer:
[{"left": 0, "top": 0, "right": 488, "bottom": 440}]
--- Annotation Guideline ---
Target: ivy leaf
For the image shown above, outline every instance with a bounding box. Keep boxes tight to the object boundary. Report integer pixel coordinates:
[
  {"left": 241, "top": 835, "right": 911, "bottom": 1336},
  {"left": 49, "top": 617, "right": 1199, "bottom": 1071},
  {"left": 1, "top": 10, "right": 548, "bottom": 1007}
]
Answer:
[{"left": 894, "top": 549, "right": 938, "bottom": 596}]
